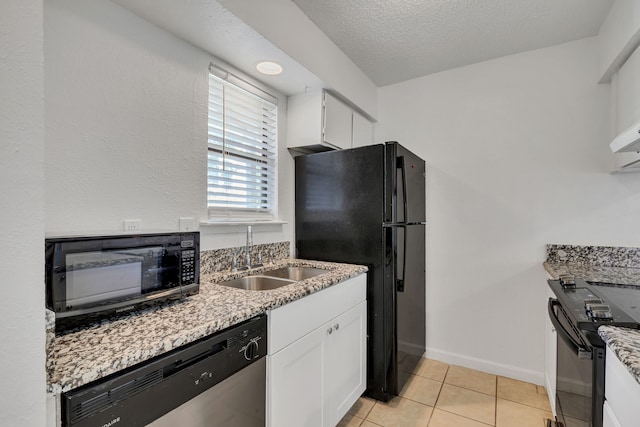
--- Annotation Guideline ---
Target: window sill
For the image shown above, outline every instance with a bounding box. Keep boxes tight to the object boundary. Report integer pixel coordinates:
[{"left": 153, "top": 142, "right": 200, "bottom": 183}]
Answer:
[
  {"left": 199, "top": 220, "right": 288, "bottom": 233},
  {"left": 200, "top": 220, "right": 287, "bottom": 227}
]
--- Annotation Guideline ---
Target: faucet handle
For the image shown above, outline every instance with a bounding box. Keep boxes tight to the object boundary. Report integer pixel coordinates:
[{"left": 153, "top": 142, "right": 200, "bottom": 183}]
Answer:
[
  {"left": 231, "top": 252, "right": 239, "bottom": 271},
  {"left": 257, "top": 252, "right": 263, "bottom": 265}
]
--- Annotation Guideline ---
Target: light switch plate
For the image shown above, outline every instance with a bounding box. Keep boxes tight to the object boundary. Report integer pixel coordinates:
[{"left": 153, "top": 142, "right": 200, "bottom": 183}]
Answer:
[{"left": 122, "top": 219, "right": 141, "bottom": 232}]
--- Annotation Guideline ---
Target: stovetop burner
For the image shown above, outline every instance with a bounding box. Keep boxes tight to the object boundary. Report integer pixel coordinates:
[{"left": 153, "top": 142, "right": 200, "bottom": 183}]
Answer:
[{"left": 586, "top": 281, "right": 640, "bottom": 324}]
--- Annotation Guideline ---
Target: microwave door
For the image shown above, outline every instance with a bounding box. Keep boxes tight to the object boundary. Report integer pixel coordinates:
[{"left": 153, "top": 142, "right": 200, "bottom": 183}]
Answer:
[
  {"left": 65, "top": 252, "right": 142, "bottom": 307},
  {"left": 113, "top": 247, "right": 177, "bottom": 290}
]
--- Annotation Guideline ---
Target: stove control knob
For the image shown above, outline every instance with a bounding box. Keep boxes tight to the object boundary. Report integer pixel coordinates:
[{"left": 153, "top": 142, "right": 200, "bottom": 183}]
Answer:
[
  {"left": 584, "top": 298, "right": 603, "bottom": 311},
  {"left": 559, "top": 274, "right": 576, "bottom": 288},
  {"left": 588, "top": 304, "right": 613, "bottom": 320}
]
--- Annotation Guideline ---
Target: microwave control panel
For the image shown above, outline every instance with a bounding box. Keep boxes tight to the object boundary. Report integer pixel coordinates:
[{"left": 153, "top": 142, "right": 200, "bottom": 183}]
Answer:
[{"left": 180, "top": 249, "right": 197, "bottom": 284}]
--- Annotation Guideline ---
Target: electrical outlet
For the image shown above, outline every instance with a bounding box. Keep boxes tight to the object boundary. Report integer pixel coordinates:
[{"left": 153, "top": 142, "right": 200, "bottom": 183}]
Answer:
[
  {"left": 122, "top": 219, "right": 141, "bottom": 232},
  {"left": 179, "top": 217, "right": 197, "bottom": 231}
]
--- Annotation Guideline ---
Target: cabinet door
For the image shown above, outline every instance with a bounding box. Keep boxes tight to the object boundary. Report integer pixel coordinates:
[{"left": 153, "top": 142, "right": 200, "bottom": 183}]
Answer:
[
  {"left": 613, "top": 44, "right": 640, "bottom": 169},
  {"left": 616, "top": 44, "right": 640, "bottom": 132},
  {"left": 327, "top": 301, "right": 367, "bottom": 426},
  {"left": 269, "top": 327, "right": 326, "bottom": 427},
  {"left": 323, "top": 92, "right": 352, "bottom": 149},
  {"left": 352, "top": 111, "right": 373, "bottom": 148},
  {"left": 544, "top": 287, "right": 557, "bottom": 416},
  {"left": 605, "top": 346, "right": 640, "bottom": 427}
]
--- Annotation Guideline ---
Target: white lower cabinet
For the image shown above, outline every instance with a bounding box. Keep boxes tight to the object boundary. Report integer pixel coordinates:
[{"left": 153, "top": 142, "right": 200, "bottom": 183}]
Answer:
[
  {"left": 544, "top": 287, "right": 557, "bottom": 416},
  {"left": 603, "top": 401, "right": 622, "bottom": 427},
  {"left": 267, "top": 274, "right": 367, "bottom": 427},
  {"left": 604, "top": 346, "right": 640, "bottom": 427}
]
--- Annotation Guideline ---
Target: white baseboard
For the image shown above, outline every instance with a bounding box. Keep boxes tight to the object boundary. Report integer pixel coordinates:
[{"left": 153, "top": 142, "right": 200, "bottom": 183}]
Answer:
[
  {"left": 425, "top": 347, "right": 545, "bottom": 386},
  {"left": 544, "top": 373, "right": 556, "bottom": 416}
]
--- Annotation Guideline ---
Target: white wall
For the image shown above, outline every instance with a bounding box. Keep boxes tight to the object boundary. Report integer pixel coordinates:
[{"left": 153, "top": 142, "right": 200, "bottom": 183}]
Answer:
[
  {"left": 0, "top": 0, "right": 46, "bottom": 425},
  {"left": 44, "top": 0, "right": 294, "bottom": 251},
  {"left": 376, "top": 37, "right": 640, "bottom": 383}
]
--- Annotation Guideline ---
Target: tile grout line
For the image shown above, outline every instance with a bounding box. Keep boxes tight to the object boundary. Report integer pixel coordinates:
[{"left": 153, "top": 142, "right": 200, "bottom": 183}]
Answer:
[
  {"left": 494, "top": 375, "right": 498, "bottom": 427},
  {"left": 431, "top": 407, "right": 494, "bottom": 426},
  {"left": 424, "top": 364, "right": 448, "bottom": 426}
]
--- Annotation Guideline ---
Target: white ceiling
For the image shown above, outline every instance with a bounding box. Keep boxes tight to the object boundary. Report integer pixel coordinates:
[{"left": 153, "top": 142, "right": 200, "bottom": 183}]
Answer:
[
  {"left": 292, "top": 0, "right": 615, "bottom": 86},
  {"left": 114, "top": 0, "right": 325, "bottom": 96}
]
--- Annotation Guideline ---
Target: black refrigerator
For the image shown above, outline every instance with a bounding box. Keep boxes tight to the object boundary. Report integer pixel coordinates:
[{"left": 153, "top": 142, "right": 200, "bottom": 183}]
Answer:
[{"left": 295, "top": 141, "right": 426, "bottom": 402}]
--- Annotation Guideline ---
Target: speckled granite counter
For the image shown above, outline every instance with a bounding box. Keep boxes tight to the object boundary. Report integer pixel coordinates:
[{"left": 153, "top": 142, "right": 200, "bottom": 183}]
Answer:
[
  {"left": 46, "top": 258, "right": 367, "bottom": 394},
  {"left": 544, "top": 243, "right": 640, "bottom": 284},
  {"left": 545, "top": 244, "right": 640, "bottom": 386}
]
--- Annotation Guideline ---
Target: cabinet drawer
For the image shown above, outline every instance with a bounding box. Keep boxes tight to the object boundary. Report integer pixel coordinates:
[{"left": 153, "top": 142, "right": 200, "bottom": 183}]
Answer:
[{"left": 268, "top": 274, "right": 366, "bottom": 355}]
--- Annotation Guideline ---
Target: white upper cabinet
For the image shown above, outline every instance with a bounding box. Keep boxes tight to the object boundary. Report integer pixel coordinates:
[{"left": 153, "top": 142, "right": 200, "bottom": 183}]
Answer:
[
  {"left": 287, "top": 90, "right": 374, "bottom": 153},
  {"left": 323, "top": 91, "right": 353, "bottom": 149},
  {"left": 616, "top": 44, "right": 640, "bottom": 133},
  {"left": 611, "top": 43, "right": 640, "bottom": 169},
  {"left": 352, "top": 110, "right": 374, "bottom": 148}
]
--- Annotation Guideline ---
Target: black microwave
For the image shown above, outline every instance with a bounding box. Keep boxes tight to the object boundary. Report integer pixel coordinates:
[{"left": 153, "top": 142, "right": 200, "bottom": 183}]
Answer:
[{"left": 45, "top": 231, "right": 199, "bottom": 332}]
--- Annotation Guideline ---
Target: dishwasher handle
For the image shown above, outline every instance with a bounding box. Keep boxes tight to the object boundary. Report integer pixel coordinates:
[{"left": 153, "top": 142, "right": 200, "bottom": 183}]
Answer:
[{"left": 548, "top": 298, "right": 592, "bottom": 360}]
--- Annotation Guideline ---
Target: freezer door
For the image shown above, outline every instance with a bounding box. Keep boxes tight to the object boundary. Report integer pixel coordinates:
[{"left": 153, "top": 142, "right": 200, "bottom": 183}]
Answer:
[{"left": 295, "top": 145, "right": 385, "bottom": 266}]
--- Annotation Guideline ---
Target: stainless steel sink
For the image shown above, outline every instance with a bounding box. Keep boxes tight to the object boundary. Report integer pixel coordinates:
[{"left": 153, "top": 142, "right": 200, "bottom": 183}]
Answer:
[
  {"left": 217, "top": 275, "right": 295, "bottom": 291},
  {"left": 261, "top": 266, "right": 328, "bottom": 281}
]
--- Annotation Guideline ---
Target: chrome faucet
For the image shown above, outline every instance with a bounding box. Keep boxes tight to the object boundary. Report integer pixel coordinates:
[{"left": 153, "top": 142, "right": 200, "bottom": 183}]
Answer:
[
  {"left": 239, "top": 226, "right": 262, "bottom": 270},
  {"left": 244, "top": 225, "right": 253, "bottom": 268}
]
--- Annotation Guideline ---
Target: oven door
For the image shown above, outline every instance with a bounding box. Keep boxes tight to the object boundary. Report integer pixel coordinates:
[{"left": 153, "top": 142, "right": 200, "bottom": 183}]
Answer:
[{"left": 548, "top": 298, "right": 603, "bottom": 427}]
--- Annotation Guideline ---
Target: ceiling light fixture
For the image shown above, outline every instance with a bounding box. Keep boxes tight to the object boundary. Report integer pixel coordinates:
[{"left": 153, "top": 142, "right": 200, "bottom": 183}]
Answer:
[{"left": 256, "top": 61, "right": 283, "bottom": 75}]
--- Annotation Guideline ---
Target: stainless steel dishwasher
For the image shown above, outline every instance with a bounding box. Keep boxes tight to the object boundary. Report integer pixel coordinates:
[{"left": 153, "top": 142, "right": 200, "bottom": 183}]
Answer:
[{"left": 61, "top": 315, "right": 267, "bottom": 427}]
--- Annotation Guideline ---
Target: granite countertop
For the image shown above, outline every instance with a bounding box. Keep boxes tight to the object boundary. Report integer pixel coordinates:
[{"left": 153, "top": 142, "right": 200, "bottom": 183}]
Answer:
[
  {"left": 46, "top": 258, "right": 367, "bottom": 394},
  {"left": 544, "top": 244, "right": 640, "bottom": 386}
]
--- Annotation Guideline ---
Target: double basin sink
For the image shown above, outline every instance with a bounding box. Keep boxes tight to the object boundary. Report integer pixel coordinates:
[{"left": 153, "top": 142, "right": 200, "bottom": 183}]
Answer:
[{"left": 217, "top": 266, "right": 328, "bottom": 291}]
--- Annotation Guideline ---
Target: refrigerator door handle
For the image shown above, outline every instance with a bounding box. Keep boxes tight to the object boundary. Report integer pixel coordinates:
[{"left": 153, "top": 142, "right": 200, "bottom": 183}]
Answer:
[
  {"left": 396, "top": 225, "right": 407, "bottom": 292},
  {"left": 397, "top": 155, "right": 408, "bottom": 224},
  {"left": 395, "top": 155, "right": 408, "bottom": 292}
]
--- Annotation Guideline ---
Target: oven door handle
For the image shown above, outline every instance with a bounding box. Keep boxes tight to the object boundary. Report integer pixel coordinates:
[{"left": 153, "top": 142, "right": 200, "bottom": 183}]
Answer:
[{"left": 548, "top": 298, "right": 593, "bottom": 360}]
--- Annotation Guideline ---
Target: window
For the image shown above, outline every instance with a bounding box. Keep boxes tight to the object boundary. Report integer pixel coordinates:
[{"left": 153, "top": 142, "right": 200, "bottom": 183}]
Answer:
[{"left": 207, "top": 64, "right": 278, "bottom": 221}]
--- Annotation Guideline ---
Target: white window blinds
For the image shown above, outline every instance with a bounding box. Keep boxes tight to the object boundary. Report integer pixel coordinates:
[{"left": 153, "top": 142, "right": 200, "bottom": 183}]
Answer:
[{"left": 207, "top": 68, "right": 278, "bottom": 219}]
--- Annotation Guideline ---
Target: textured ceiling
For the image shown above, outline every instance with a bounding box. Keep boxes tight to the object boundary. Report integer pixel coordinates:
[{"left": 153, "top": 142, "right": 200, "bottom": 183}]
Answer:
[{"left": 292, "top": 0, "right": 614, "bottom": 86}]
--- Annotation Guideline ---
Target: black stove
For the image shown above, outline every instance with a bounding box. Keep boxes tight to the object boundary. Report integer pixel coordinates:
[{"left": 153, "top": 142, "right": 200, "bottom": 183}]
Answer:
[
  {"left": 548, "top": 277, "right": 640, "bottom": 335},
  {"left": 547, "top": 275, "right": 640, "bottom": 427}
]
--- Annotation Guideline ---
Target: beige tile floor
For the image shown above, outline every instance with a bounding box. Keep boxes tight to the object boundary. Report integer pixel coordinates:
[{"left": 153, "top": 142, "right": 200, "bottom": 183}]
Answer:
[{"left": 339, "top": 358, "right": 553, "bottom": 427}]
